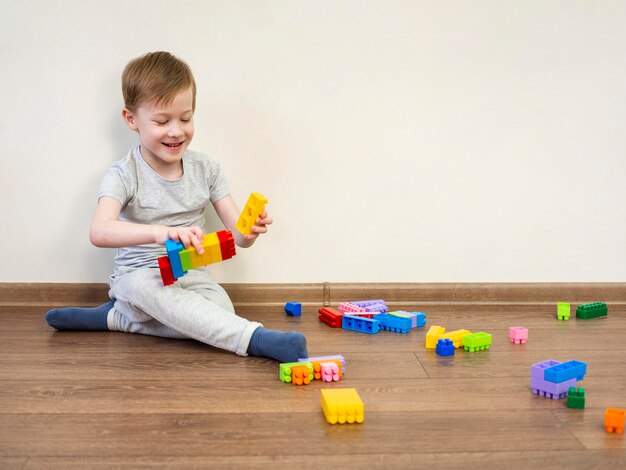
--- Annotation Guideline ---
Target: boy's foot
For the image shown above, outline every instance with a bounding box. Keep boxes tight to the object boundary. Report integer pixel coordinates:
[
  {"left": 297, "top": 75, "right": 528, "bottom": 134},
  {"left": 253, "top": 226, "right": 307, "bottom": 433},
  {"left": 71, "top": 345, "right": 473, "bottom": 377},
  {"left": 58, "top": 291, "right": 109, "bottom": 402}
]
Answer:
[
  {"left": 45, "top": 300, "right": 114, "bottom": 331},
  {"left": 247, "top": 327, "right": 308, "bottom": 362}
]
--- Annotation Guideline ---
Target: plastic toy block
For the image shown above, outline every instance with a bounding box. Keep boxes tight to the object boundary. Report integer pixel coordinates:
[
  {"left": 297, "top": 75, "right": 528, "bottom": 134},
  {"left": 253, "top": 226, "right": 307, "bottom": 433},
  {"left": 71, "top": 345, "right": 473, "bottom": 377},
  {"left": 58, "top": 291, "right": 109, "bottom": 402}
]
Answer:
[
  {"left": 180, "top": 232, "right": 222, "bottom": 271},
  {"left": 319, "top": 361, "right": 341, "bottom": 382},
  {"left": 436, "top": 338, "right": 455, "bottom": 356},
  {"left": 310, "top": 359, "right": 343, "bottom": 381},
  {"left": 157, "top": 256, "right": 177, "bottom": 286},
  {"left": 216, "top": 230, "right": 236, "bottom": 260},
  {"left": 531, "top": 360, "right": 562, "bottom": 379},
  {"left": 236, "top": 192, "right": 268, "bottom": 235},
  {"left": 576, "top": 302, "right": 608, "bottom": 320},
  {"left": 425, "top": 325, "right": 446, "bottom": 349},
  {"left": 374, "top": 313, "right": 411, "bottom": 334},
  {"left": 321, "top": 388, "right": 364, "bottom": 424},
  {"left": 388, "top": 311, "right": 426, "bottom": 328},
  {"left": 165, "top": 238, "right": 187, "bottom": 279},
  {"left": 605, "top": 408, "right": 625, "bottom": 433},
  {"left": 342, "top": 315, "right": 380, "bottom": 334},
  {"left": 279, "top": 361, "right": 313, "bottom": 384},
  {"left": 557, "top": 302, "right": 571, "bottom": 321},
  {"left": 413, "top": 312, "right": 427, "bottom": 328},
  {"left": 300, "top": 355, "right": 346, "bottom": 372},
  {"left": 509, "top": 326, "right": 528, "bottom": 344},
  {"left": 338, "top": 302, "right": 368, "bottom": 314},
  {"left": 544, "top": 360, "right": 587, "bottom": 383},
  {"left": 439, "top": 329, "right": 472, "bottom": 348},
  {"left": 462, "top": 332, "right": 492, "bottom": 352},
  {"left": 530, "top": 375, "right": 577, "bottom": 399},
  {"left": 351, "top": 299, "right": 387, "bottom": 312},
  {"left": 284, "top": 302, "right": 302, "bottom": 317},
  {"left": 566, "top": 387, "right": 585, "bottom": 409},
  {"left": 318, "top": 307, "right": 343, "bottom": 328}
]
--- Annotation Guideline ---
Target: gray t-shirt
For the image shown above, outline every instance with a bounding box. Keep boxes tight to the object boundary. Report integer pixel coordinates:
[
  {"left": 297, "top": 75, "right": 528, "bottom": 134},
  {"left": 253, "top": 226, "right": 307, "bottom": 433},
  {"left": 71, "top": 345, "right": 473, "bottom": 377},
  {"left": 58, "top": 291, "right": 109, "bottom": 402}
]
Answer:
[{"left": 98, "top": 145, "right": 230, "bottom": 280}]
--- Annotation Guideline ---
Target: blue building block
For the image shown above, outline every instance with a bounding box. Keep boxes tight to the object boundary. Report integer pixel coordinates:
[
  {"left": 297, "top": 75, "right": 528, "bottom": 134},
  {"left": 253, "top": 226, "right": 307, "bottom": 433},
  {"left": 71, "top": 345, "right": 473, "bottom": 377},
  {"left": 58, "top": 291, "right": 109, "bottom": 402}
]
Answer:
[
  {"left": 165, "top": 239, "right": 187, "bottom": 279},
  {"left": 414, "top": 312, "right": 427, "bottom": 328},
  {"left": 374, "top": 313, "right": 411, "bottom": 334},
  {"left": 544, "top": 360, "right": 587, "bottom": 383},
  {"left": 436, "top": 338, "right": 455, "bottom": 356},
  {"left": 342, "top": 315, "right": 380, "bottom": 334},
  {"left": 284, "top": 302, "right": 302, "bottom": 317}
]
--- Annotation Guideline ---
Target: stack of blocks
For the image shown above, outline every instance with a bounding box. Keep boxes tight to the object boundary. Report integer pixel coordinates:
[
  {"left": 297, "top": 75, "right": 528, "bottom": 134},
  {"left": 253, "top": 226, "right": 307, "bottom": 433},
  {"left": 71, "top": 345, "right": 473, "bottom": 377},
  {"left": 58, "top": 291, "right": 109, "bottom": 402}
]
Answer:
[
  {"left": 530, "top": 359, "right": 587, "bottom": 401},
  {"left": 427, "top": 326, "right": 492, "bottom": 353},
  {"left": 280, "top": 356, "right": 345, "bottom": 385},
  {"left": 158, "top": 230, "right": 236, "bottom": 286}
]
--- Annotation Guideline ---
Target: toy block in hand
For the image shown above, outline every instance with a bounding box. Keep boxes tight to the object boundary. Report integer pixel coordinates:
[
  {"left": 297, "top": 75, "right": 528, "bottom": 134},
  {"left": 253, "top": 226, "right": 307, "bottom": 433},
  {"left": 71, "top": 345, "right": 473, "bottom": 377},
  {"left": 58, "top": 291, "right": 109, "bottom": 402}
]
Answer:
[{"left": 236, "top": 192, "right": 268, "bottom": 235}]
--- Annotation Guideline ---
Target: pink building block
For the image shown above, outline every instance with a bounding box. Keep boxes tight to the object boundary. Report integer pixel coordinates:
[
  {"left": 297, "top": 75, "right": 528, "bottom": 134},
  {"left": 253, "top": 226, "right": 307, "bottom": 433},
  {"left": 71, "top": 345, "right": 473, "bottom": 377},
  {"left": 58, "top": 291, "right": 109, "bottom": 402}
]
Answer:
[
  {"left": 509, "top": 326, "right": 528, "bottom": 344},
  {"left": 320, "top": 361, "right": 340, "bottom": 382},
  {"left": 338, "top": 302, "right": 368, "bottom": 314}
]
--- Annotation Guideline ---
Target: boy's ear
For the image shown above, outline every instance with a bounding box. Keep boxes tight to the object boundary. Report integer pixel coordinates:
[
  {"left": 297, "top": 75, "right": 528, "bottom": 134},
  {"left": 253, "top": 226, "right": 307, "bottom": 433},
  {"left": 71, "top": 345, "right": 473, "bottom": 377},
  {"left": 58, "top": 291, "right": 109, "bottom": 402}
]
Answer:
[{"left": 122, "top": 108, "right": 138, "bottom": 131}]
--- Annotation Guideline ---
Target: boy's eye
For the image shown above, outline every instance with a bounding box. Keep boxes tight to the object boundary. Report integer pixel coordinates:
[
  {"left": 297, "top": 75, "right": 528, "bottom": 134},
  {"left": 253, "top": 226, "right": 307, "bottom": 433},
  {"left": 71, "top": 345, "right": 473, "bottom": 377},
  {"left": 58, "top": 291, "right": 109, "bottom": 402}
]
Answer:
[{"left": 154, "top": 120, "right": 168, "bottom": 125}]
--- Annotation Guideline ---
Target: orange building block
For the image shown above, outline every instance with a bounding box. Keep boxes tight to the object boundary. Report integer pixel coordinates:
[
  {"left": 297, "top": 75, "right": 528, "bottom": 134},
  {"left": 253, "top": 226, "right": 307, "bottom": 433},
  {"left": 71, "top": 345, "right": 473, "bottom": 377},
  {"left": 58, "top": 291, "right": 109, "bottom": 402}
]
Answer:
[
  {"left": 291, "top": 365, "right": 312, "bottom": 385},
  {"left": 605, "top": 408, "right": 625, "bottom": 433}
]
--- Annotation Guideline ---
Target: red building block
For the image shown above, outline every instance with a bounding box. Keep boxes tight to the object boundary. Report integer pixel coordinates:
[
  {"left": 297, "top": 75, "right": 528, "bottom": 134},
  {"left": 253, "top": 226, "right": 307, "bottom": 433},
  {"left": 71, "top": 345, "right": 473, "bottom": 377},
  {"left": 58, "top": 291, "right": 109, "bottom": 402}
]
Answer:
[
  {"left": 157, "top": 256, "right": 177, "bottom": 286},
  {"left": 319, "top": 307, "right": 343, "bottom": 327},
  {"left": 216, "top": 230, "right": 236, "bottom": 260}
]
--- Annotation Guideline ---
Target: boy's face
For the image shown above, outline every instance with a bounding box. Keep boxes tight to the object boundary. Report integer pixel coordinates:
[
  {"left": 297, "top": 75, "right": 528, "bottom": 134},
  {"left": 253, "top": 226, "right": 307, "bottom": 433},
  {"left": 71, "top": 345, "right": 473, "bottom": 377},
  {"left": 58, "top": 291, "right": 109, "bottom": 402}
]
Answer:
[{"left": 122, "top": 86, "right": 195, "bottom": 176}]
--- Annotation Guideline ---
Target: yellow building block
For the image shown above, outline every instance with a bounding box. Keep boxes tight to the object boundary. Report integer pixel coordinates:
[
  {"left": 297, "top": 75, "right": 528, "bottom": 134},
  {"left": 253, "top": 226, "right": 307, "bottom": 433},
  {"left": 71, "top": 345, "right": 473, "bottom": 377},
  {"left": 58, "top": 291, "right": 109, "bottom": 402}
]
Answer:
[
  {"left": 236, "top": 192, "right": 268, "bottom": 235},
  {"left": 321, "top": 388, "right": 364, "bottom": 424},
  {"left": 180, "top": 232, "right": 222, "bottom": 270},
  {"left": 439, "top": 329, "right": 472, "bottom": 348},
  {"left": 425, "top": 325, "right": 446, "bottom": 349}
]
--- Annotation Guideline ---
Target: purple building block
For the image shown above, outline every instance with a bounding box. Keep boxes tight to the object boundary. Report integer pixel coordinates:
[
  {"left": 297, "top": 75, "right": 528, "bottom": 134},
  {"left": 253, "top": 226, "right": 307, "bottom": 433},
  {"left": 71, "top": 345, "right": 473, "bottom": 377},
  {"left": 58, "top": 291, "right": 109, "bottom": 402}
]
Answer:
[
  {"left": 531, "top": 360, "right": 561, "bottom": 379},
  {"left": 530, "top": 375, "right": 577, "bottom": 399}
]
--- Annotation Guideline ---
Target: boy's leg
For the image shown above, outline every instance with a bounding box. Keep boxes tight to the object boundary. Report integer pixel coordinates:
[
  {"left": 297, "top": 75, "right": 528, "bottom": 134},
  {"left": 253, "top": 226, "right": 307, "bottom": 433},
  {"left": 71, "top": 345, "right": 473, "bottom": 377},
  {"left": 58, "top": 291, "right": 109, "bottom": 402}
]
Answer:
[
  {"left": 45, "top": 300, "right": 114, "bottom": 331},
  {"left": 184, "top": 268, "right": 308, "bottom": 362},
  {"left": 109, "top": 268, "right": 261, "bottom": 356}
]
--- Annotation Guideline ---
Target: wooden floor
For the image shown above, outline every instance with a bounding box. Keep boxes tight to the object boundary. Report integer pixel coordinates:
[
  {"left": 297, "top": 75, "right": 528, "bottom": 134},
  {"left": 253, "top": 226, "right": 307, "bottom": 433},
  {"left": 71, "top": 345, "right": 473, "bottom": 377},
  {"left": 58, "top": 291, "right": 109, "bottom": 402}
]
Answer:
[{"left": 1, "top": 301, "right": 625, "bottom": 469}]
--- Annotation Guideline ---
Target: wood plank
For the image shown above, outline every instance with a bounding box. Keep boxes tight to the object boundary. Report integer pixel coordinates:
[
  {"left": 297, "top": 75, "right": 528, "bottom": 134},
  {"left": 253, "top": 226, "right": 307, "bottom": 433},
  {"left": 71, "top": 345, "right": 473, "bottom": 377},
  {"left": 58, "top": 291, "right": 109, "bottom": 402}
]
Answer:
[
  {"left": 22, "top": 451, "right": 626, "bottom": 470},
  {"left": 0, "top": 411, "right": 582, "bottom": 457}
]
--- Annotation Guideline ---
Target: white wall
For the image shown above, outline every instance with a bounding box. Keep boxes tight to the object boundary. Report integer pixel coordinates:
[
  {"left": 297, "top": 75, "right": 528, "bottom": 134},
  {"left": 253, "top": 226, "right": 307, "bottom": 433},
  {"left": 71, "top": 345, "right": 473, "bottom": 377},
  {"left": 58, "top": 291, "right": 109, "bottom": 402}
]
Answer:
[{"left": 1, "top": 0, "right": 625, "bottom": 283}]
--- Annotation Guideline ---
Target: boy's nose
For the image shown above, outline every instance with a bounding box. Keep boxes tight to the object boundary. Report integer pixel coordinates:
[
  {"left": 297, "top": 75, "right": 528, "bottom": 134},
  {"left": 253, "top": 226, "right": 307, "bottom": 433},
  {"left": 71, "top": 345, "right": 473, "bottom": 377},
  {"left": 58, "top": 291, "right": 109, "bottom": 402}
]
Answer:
[{"left": 168, "top": 123, "right": 183, "bottom": 137}]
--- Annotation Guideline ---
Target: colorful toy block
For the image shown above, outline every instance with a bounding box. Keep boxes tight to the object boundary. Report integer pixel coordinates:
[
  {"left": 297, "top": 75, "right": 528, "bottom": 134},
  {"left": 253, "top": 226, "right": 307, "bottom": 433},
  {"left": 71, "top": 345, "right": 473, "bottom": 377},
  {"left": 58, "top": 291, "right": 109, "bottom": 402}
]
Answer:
[
  {"left": 530, "top": 375, "right": 577, "bottom": 399},
  {"left": 576, "top": 302, "right": 608, "bottom": 320},
  {"left": 318, "top": 307, "right": 343, "bottom": 327},
  {"left": 462, "top": 332, "right": 492, "bottom": 352},
  {"left": 351, "top": 300, "right": 388, "bottom": 313},
  {"left": 425, "top": 325, "right": 446, "bottom": 349},
  {"left": 566, "top": 387, "right": 585, "bottom": 409},
  {"left": 436, "top": 338, "right": 455, "bottom": 356},
  {"left": 509, "top": 326, "right": 528, "bottom": 344},
  {"left": 531, "top": 360, "right": 561, "bottom": 379},
  {"left": 338, "top": 302, "right": 368, "bottom": 314},
  {"left": 388, "top": 311, "right": 427, "bottom": 328},
  {"left": 439, "top": 329, "right": 472, "bottom": 348},
  {"left": 605, "top": 408, "right": 625, "bottom": 433},
  {"left": 279, "top": 361, "right": 313, "bottom": 385},
  {"left": 308, "top": 359, "right": 343, "bottom": 381},
  {"left": 236, "top": 192, "right": 268, "bottom": 235},
  {"left": 165, "top": 239, "right": 187, "bottom": 279},
  {"left": 157, "top": 230, "right": 236, "bottom": 286},
  {"left": 342, "top": 315, "right": 380, "bottom": 334},
  {"left": 544, "top": 360, "right": 587, "bottom": 383},
  {"left": 321, "top": 388, "right": 364, "bottom": 424},
  {"left": 319, "top": 361, "right": 341, "bottom": 382},
  {"left": 157, "top": 256, "right": 177, "bottom": 286},
  {"left": 299, "top": 355, "right": 346, "bottom": 372},
  {"left": 374, "top": 313, "right": 411, "bottom": 334},
  {"left": 557, "top": 302, "right": 571, "bottom": 321},
  {"left": 284, "top": 302, "right": 302, "bottom": 317}
]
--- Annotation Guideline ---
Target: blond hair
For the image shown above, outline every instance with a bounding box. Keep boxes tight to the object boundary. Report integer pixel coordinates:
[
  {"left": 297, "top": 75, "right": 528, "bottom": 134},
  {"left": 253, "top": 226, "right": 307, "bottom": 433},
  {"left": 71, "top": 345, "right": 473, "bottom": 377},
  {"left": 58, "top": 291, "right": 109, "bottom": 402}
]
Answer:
[{"left": 122, "top": 51, "right": 196, "bottom": 112}]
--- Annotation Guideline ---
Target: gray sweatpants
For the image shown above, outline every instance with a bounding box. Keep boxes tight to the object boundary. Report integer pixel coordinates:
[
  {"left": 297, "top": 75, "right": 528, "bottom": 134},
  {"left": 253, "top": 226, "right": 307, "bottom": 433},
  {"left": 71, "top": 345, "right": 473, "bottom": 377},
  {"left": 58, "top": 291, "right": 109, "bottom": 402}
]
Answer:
[{"left": 106, "top": 266, "right": 262, "bottom": 356}]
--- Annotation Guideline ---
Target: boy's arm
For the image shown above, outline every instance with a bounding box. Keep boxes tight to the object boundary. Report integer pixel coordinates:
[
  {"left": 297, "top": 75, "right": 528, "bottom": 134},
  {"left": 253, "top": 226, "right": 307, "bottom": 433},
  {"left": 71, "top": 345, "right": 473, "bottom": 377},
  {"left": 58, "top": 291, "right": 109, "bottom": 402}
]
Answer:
[
  {"left": 212, "top": 194, "right": 272, "bottom": 248},
  {"left": 89, "top": 196, "right": 206, "bottom": 253}
]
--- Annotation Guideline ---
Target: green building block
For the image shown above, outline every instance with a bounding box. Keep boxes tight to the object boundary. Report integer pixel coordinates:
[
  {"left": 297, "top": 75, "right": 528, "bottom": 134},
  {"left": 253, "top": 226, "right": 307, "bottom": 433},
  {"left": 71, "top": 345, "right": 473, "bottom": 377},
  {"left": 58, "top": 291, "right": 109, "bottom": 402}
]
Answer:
[
  {"left": 567, "top": 387, "right": 585, "bottom": 409},
  {"left": 462, "top": 332, "right": 492, "bottom": 352},
  {"left": 576, "top": 302, "right": 608, "bottom": 320},
  {"left": 557, "top": 302, "right": 570, "bottom": 321}
]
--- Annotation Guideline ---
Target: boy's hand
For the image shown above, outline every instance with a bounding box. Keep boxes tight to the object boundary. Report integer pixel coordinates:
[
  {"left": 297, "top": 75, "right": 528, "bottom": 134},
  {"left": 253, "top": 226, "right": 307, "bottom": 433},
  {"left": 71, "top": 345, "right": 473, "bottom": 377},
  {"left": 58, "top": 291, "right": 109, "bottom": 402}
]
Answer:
[
  {"left": 243, "top": 210, "right": 273, "bottom": 241},
  {"left": 155, "top": 226, "right": 205, "bottom": 254}
]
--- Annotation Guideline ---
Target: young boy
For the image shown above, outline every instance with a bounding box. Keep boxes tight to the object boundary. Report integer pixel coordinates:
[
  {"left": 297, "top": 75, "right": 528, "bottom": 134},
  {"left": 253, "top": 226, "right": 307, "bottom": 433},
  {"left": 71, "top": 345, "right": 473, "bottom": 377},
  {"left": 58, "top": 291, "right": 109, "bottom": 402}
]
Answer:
[{"left": 46, "top": 51, "right": 307, "bottom": 363}]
